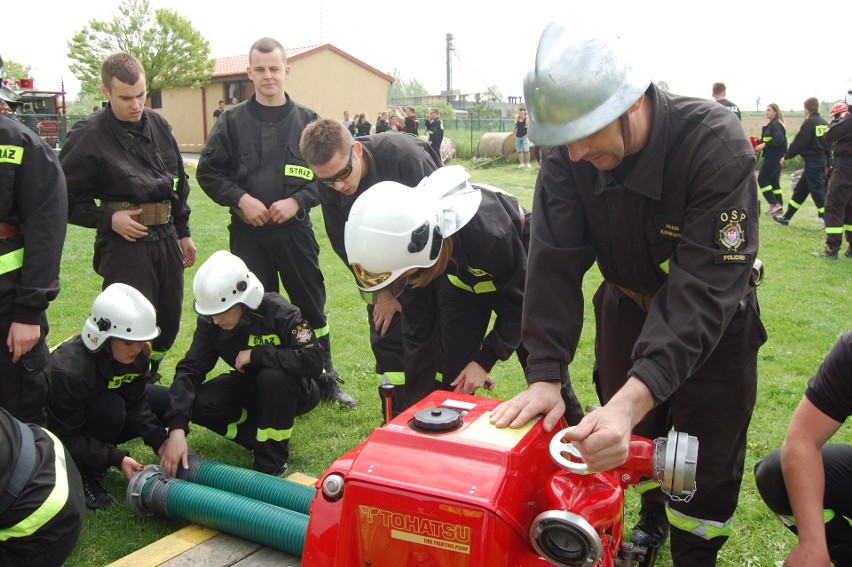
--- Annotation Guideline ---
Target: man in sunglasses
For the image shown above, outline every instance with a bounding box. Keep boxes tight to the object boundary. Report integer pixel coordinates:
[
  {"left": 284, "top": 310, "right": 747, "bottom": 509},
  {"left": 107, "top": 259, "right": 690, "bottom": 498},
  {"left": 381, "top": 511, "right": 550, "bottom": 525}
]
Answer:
[
  {"left": 197, "top": 38, "right": 354, "bottom": 409},
  {"left": 300, "top": 118, "right": 442, "bottom": 417}
]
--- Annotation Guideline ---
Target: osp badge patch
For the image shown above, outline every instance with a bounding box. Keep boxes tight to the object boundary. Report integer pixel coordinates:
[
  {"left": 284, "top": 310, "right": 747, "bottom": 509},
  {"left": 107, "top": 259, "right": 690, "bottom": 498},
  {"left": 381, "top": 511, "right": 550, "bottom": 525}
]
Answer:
[
  {"left": 292, "top": 322, "right": 314, "bottom": 344},
  {"left": 715, "top": 208, "right": 751, "bottom": 264}
]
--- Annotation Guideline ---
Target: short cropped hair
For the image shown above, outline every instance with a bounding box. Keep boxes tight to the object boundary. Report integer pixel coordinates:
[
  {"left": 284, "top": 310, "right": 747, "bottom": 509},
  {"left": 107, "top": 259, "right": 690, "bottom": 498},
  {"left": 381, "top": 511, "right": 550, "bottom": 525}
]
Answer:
[
  {"left": 250, "top": 37, "right": 287, "bottom": 65},
  {"left": 712, "top": 82, "right": 726, "bottom": 96},
  {"left": 804, "top": 97, "right": 820, "bottom": 114},
  {"left": 300, "top": 118, "right": 354, "bottom": 167},
  {"left": 101, "top": 52, "right": 144, "bottom": 91}
]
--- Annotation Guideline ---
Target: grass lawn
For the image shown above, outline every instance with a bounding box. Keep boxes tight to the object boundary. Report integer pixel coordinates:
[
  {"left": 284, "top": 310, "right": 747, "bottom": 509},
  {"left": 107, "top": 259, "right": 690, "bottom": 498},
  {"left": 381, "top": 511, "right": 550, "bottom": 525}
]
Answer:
[{"left": 56, "top": 156, "right": 851, "bottom": 566}]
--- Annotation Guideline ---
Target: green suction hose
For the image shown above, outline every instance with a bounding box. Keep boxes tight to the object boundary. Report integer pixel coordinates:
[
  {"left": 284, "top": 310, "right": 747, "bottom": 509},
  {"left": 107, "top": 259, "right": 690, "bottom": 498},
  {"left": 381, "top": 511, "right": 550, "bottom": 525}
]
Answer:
[
  {"left": 177, "top": 453, "right": 314, "bottom": 515},
  {"left": 128, "top": 466, "right": 308, "bottom": 556}
]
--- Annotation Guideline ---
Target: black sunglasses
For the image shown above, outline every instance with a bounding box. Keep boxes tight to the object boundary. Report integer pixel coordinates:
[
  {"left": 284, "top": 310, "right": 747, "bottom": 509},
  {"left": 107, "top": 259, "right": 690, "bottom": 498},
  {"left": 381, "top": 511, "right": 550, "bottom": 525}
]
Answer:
[{"left": 316, "top": 147, "right": 355, "bottom": 185}]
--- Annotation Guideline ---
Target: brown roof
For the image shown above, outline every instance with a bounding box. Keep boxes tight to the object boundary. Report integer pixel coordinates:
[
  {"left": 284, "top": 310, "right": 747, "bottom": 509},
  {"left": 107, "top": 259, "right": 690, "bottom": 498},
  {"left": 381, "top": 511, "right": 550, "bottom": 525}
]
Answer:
[{"left": 212, "top": 44, "right": 394, "bottom": 83}]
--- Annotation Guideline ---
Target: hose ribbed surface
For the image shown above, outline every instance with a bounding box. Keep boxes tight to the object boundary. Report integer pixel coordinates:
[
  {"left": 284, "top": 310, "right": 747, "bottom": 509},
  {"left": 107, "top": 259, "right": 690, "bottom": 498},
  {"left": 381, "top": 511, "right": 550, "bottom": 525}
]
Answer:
[
  {"left": 160, "top": 480, "right": 308, "bottom": 556},
  {"left": 179, "top": 456, "right": 314, "bottom": 515}
]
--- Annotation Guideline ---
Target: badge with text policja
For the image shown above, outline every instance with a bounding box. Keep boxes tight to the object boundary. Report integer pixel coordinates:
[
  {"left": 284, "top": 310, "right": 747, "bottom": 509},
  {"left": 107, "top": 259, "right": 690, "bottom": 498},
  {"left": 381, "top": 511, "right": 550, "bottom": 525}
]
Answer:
[{"left": 715, "top": 208, "right": 751, "bottom": 264}]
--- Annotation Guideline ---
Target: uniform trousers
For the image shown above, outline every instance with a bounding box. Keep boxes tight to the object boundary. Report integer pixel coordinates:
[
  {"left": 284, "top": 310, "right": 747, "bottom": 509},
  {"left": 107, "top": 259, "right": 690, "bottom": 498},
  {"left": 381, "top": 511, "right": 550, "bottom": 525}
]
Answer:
[
  {"left": 93, "top": 228, "right": 184, "bottom": 366},
  {"left": 824, "top": 161, "right": 852, "bottom": 251},
  {"left": 786, "top": 155, "right": 827, "bottom": 219},
  {"left": 592, "top": 281, "right": 764, "bottom": 566},
  {"left": 757, "top": 156, "right": 784, "bottom": 207},
  {"left": 184, "top": 369, "right": 320, "bottom": 471},
  {"left": 0, "top": 313, "right": 49, "bottom": 424},
  {"left": 367, "top": 304, "right": 406, "bottom": 419},
  {"left": 754, "top": 445, "right": 852, "bottom": 566}
]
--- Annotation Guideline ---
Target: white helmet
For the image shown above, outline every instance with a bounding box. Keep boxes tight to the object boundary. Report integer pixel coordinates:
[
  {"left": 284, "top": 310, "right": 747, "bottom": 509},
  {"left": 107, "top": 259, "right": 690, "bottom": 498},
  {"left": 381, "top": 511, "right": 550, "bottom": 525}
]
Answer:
[
  {"left": 846, "top": 88, "right": 852, "bottom": 106},
  {"left": 345, "top": 165, "right": 482, "bottom": 304},
  {"left": 193, "top": 250, "right": 263, "bottom": 316},
  {"left": 524, "top": 20, "right": 651, "bottom": 146},
  {"left": 81, "top": 283, "right": 160, "bottom": 352}
]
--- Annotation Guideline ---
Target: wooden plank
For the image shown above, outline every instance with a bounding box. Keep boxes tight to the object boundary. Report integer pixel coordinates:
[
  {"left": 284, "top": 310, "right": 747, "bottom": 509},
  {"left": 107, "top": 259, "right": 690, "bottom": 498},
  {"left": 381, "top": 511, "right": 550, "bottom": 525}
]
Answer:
[
  {"left": 233, "top": 545, "right": 301, "bottom": 566},
  {"left": 286, "top": 472, "right": 318, "bottom": 487},
  {"left": 158, "top": 533, "right": 263, "bottom": 567},
  {"left": 106, "top": 524, "right": 220, "bottom": 567}
]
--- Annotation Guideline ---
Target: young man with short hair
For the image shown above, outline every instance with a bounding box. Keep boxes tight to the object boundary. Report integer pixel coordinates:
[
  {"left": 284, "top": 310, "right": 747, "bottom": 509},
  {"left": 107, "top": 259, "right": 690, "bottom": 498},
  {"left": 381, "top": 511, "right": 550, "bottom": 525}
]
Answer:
[
  {"left": 60, "top": 52, "right": 196, "bottom": 381},
  {"left": 300, "top": 118, "right": 442, "bottom": 416},
  {"left": 196, "top": 38, "right": 354, "bottom": 408}
]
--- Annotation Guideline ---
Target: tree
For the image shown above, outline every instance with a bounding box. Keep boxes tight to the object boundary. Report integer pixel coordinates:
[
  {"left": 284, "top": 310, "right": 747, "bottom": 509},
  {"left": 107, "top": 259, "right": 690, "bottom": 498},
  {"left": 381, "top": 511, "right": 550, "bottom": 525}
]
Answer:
[
  {"left": 1, "top": 60, "right": 33, "bottom": 82},
  {"left": 67, "top": 0, "right": 214, "bottom": 96},
  {"left": 387, "top": 68, "right": 429, "bottom": 102},
  {"left": 483, "top": 85, "right": 503, "bottom": 103},
  {"left": 656, "top": 80, "right": 670, "bottom": 92}
]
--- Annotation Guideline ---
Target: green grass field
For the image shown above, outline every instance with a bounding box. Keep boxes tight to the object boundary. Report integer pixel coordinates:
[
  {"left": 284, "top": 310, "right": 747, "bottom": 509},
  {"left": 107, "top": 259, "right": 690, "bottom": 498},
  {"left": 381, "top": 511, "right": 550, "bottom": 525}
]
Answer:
[{"left": 55, "top": 156, "right": 851, "bottom": 566}]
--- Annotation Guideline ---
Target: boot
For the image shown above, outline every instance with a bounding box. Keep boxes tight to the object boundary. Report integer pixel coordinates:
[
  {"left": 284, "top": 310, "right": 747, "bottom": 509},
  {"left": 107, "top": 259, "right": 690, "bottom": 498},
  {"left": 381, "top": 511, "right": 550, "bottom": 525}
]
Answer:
[
  {"left": 812, "top": 246, "right": 839, "bottom": 259},
  {"left": 81, "top": 470, "right": 116, "bottom": 510},
  {"left": 317, "top": 334, "right": 356, "bottom": 409},
  {"left": 321, "top": 374, "right": 357, "bottom": 409},
  {"left": 253, "top": 440, "right": 289, "bottom": 476},
  {"left": 845, "top": 244, "right": 852, "bottom": 258},
  {"left": 629, "top": 509, "right": 670, "bottom": 566}
]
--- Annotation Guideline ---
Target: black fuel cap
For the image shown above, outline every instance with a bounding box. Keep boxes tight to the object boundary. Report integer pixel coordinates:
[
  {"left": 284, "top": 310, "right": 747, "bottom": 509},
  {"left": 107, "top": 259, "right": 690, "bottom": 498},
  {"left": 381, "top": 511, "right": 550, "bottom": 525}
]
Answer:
[{"left": 411, "top": 407, "right": 462, "bottom": 433}]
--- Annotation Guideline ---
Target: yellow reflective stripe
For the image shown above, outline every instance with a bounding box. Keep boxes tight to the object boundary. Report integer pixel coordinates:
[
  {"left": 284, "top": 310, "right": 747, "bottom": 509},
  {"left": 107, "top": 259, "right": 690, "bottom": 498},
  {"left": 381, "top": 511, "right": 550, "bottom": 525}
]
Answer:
[
  {"left": 447, "top": 274, "right": 496, "bottom": 294},
  {"left": 248, "top": 334, "right": 281, "bottom": 346},
  {"left": 772, "top": 189, "right": 783, "bottom": 195},
  {"left": 789, "top": 200, "right": 803, "bottom": 210},
  {"left": 225, "top": 408, "right": 249, "bottom": 440},
  {"left": 172, "top": 177, "right": 179, "bottom": 191},
  {"left": 107, "top": 373, "right": 142, "bottom": 389},
  {"left": 761, "top": 136, "right": 772, "bottom": 142},
  {"left": 816, "top": 125, "right": 827, "bottom": 137},
  {"left": 435, "top": 372, "right": 444, "bottom": 383},
  {"left": 779, "top": 508, "right": 835, "bottom": 526},
  {"left": 630, "top": 480, "right": 661, "bottom": 495},
  {"left": 257, "top": 426, "right": 292, "bottom": 442},
  {"left": 845, "top": 224, "right": 852, "bottom": 231},
  {"left": 0, "top": 248, "right": 24, "bottom": 276},
  {"left": 0, "top": 429, "right": 69, "bottom": 541},
  {"left": 660, "top": 258, "right": 670, "bottom": 274},
  {"left": 379, "top": 372, "right": 405, "bottom": 386},
  {"left": 0, "top": 145, "right": 24, "bottom": 164},
  {"left": 284, "top": 165, "right": 314, "bottom": 180},
  {"left": 665, "top": 507, "right": 732, "bottom": 540},
  {"left": 313, "top": 324, "right": 329, "bottom": 338},
  {"left": 825, "top": 227, "right": 844, "bottom": 235},
  {"left": 759, "top": 186, "right": 774, "bottom": 194}
]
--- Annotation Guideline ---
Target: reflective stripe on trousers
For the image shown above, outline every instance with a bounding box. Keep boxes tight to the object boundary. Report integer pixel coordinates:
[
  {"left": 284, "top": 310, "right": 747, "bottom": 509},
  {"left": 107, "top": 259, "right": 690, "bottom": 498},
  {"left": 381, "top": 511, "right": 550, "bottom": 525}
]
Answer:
[{"left": 666, "top": 506, "right": 733, "bottom": 540}]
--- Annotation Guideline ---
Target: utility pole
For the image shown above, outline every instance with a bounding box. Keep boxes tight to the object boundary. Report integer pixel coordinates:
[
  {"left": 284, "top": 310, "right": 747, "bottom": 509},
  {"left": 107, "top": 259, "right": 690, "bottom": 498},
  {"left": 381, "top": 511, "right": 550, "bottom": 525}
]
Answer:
[{"left": 445, "top": 33, "right": 453, "bottom": 104}]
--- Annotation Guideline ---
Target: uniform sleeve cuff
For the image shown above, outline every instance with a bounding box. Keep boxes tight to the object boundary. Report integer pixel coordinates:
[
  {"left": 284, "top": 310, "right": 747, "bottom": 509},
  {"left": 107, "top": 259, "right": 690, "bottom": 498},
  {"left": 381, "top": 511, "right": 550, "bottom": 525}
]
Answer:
[
  {"left": 524, "top": 361, "right": 568, "bottom": 385},
  {"left": 472, "top": 349, "right": 498, "bottom": 373}
]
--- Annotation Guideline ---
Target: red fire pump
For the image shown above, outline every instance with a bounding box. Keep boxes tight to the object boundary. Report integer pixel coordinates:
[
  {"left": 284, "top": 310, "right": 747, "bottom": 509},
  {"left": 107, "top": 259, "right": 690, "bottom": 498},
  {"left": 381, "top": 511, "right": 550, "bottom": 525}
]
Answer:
[{"left": 302, "top": 391, "right": 698, "bottom": 566}]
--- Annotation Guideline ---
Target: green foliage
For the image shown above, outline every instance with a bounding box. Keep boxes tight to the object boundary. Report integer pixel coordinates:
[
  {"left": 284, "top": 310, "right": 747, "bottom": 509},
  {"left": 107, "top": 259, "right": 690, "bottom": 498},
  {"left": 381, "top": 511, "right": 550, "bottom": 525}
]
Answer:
[
  {"left": 67, "top": 93, "right": 104, "bottom": 116},
  {"left": 59, "top": 162, "right": 851, "bottom": 566},
  {"left": 1, "top": 59, "right": 32, "bottom": 82},
  {"left": 655, "top": 80, "right": 670, "bottom": 92},
  {"left": 66, "top": 0, "right": 214, "bottom": 96},
  {"left": 387, "top": 68, "right": 429, "bottom": 100}
]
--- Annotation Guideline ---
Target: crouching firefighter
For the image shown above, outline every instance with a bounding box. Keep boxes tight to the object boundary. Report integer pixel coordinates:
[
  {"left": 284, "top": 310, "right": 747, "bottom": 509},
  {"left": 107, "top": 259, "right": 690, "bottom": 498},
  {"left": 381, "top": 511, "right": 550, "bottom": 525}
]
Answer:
[
  {"left": 0, "top": 407, "right": 85, "bottom": 567},
  {"left": 160, "top": 250, "right": 326, "bottom": 477},
  {"left": 45, "top": 283, "right": 170, "bottom": 510}
]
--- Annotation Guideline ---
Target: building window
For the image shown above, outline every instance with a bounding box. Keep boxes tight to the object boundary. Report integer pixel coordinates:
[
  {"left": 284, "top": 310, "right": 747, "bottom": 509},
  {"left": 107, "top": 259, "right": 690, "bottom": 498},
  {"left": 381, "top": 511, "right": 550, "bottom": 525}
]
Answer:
[
  {"left": 224, "top": 82, "right": 243, "bottom": 104},
  {"left": 149, "top": 89, "right": 162, "bottom": 109}
]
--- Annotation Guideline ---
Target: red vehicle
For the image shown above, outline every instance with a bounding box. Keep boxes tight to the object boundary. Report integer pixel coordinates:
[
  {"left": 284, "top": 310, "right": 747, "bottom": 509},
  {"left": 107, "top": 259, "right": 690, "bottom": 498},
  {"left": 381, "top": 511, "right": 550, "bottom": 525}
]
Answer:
[{"left": 1, "top": 77, "right": 67, "bottom": 147}]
